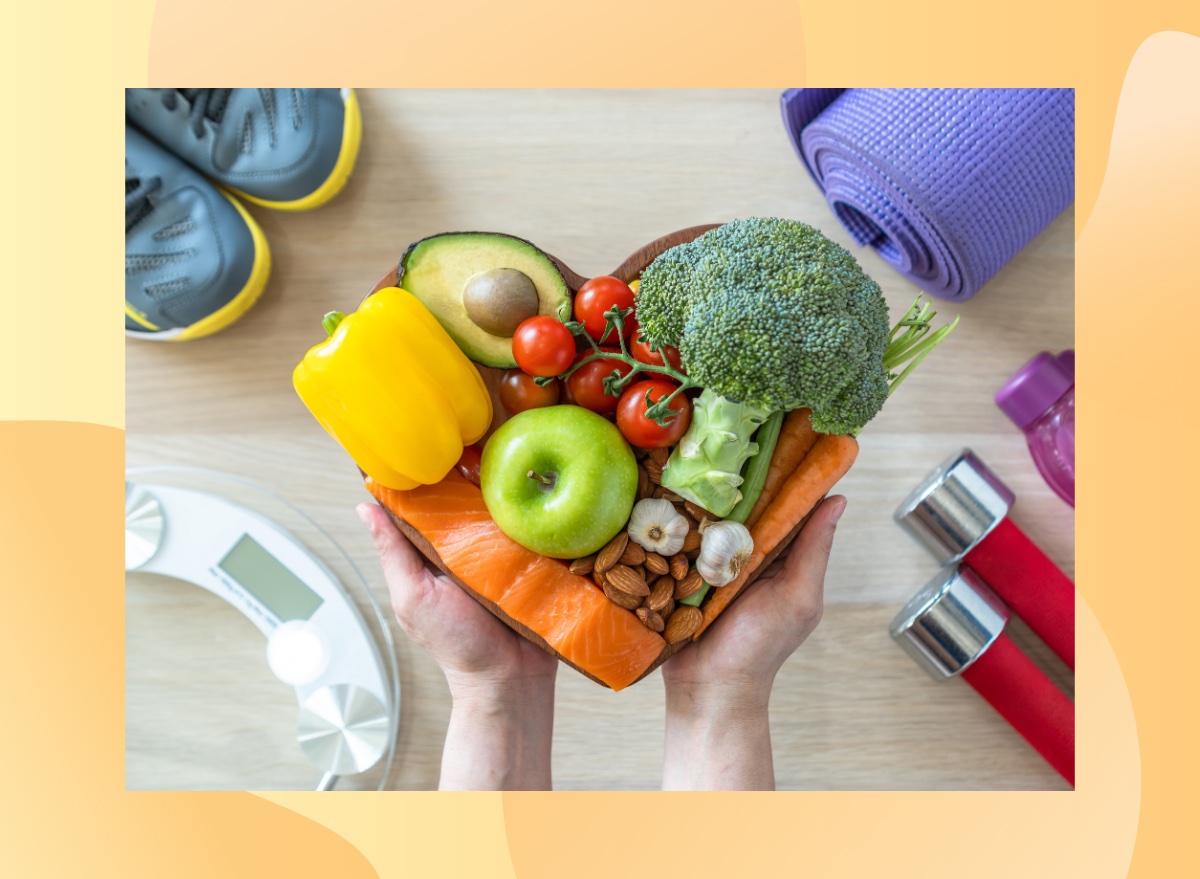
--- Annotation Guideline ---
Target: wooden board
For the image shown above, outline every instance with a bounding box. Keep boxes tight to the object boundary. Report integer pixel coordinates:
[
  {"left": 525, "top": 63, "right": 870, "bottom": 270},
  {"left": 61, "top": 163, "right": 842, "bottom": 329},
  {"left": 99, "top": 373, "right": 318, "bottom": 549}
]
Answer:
[{"left": 361, "top": 223, "right": 823, "bottom": 688}]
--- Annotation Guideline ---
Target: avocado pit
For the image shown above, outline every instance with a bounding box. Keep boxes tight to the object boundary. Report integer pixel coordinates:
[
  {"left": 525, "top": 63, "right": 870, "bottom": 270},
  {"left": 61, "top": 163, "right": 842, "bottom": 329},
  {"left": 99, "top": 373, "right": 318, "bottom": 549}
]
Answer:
[{"left": 463, "top": 268, "right": 540, "bottom": 337}]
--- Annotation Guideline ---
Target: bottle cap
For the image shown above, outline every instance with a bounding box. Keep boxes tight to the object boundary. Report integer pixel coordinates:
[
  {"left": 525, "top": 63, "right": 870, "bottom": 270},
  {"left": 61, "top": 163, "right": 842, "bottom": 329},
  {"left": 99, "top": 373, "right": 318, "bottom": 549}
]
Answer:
[
  {"left": 1056, "top": 349, "right": 1074, "bottom": 379},
  {"left": 889, "top": 567, "right": 1009, "bottom": 681},
  {"left": 894, "top": 449, "right": 1015, "bottom": 565},
  {"left": 995, "top": 352, "right": 1073, "bottom": 430}
]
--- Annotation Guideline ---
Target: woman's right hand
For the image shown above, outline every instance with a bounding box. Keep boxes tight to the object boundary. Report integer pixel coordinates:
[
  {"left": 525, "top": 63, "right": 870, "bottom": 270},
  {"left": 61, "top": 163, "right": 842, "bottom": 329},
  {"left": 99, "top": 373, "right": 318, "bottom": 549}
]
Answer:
[{"left": 660, "top": 496, "right": 845, "bottom": 789}]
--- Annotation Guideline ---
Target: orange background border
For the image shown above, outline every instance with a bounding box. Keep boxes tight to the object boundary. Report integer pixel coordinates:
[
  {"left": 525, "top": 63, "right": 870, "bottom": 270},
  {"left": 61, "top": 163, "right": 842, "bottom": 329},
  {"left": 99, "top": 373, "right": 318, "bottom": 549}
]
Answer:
[{"left": 4, "top": 1, "right": 1198, "bottom": 875}]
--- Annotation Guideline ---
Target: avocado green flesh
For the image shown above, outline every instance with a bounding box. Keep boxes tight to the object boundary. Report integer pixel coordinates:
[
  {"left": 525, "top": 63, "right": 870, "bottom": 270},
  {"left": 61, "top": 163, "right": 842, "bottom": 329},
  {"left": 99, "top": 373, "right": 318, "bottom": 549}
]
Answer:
[{"left": 400, "top": 233, "right": 572, "bottom": 368}]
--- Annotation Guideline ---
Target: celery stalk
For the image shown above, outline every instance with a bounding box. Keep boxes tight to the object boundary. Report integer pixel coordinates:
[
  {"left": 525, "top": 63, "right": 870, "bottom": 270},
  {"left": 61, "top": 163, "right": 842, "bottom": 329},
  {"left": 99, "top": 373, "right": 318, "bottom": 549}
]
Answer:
[{"left": 679, "top": 410, "right": 785, "bottom": 608}]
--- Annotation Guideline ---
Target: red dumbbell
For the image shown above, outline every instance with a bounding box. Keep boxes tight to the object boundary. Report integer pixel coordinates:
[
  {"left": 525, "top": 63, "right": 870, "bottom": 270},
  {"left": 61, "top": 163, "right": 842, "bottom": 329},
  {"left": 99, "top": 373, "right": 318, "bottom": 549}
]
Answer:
[
  {"left": 890, "top": 567, "right": 1075, "bottom": 785},
  {"left": 894, "top": 449, "right": 1074, "bottom": 669}
]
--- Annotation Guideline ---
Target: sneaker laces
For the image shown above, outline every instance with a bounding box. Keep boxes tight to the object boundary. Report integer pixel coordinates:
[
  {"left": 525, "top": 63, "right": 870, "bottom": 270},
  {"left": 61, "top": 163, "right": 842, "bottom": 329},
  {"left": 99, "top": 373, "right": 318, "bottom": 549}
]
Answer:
[
  {"left": 160, "top": 88, "right": 233, "bottom": 138},
  {"left": 125, "top": 176, "right": 162, "bottom": 232}
]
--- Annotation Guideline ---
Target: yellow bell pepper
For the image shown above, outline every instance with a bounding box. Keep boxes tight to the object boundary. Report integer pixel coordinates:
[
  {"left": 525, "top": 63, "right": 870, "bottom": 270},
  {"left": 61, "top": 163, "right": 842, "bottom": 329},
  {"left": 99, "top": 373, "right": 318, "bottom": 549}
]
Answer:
[{"left": 293, "top": 287, "right": 493, "bottom": 490}]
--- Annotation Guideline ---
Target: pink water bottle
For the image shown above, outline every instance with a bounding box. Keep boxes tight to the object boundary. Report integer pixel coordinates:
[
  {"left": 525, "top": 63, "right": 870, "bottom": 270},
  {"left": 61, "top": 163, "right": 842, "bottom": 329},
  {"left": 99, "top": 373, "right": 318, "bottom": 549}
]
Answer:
[{"left": 995, "top": 352, "right": 1075, "bottom": 507}]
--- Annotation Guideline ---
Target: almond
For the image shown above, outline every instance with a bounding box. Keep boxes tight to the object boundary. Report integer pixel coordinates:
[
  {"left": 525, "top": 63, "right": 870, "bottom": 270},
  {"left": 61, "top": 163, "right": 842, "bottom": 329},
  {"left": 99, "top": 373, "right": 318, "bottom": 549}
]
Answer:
[
  {"left": 648, "top": 446, "right": 670, "bottom": 468},
  {"left": 604, "top": 582, "right": 643, "bottom": 610},
  {"left": 652, "top": 486, "right": 668, "bottom": 499},
  {"left": 673, "top": 568, "right": 705, "bottom": 600},
  {"left": 686, "top": 546, "right": 702, "bottom": 561},
  {"left": 646, "top": 577, "right": 674, "bottom": 613},
  {"left": 644, "top": 458, "right": 663, "bottom": 485},
  {"left": 678, "top": 508, "right": 699, "bottom": 531},
  {"left": 683, "top": 500, "right": 712, "bottom": 521},
  {"left": 669, "top": 553, "right": 689, "bottom": 580},
  {"left": 636, "top": 465, "right": 652, "bottom": 500},
  {"left": 606, "top": 564, "right": 650, "bottom": 598},
  {"left": 664, "top": 605, "right": 703, "bottom": 643},
  {"left": 569, "top": 555, "right": 596, "bottom": 575},
  {"left": 593, "top": 568, "right": 607, "bottom": 588},
  {"left": 620, "top": 542, "right": 646, "bottom": 566},
  {"left": 682, "top": 529, "right": 702, "bottom": 553},
  {"left": 636, "top": 606, "right": 665, "bottom": 633},
  {"left": 595, "top": 532, "right": 629, "bottom": 574},
  {"left": 660, "top": 597, "right": 676, "bottom": 619},
  {"left": 661, "top": 490, "right": 685, "bottom": 503},
  {"left": 644, "top": 552, "right": 670, "bottom": 576}
]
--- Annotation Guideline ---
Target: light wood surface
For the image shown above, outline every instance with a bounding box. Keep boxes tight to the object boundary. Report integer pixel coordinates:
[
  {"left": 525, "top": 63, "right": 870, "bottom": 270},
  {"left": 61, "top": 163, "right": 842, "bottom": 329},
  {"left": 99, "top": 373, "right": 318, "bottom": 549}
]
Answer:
[{"left": 126, "top": 89, "right": 1074, "bottom": 791}]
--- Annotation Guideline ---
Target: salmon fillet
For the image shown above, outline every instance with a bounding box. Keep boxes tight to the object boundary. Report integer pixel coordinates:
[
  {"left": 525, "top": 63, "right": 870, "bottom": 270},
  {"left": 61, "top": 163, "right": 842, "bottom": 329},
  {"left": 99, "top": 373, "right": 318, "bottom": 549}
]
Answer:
[{"left": 366, "top": 472, "right": 665, "bottom": 690}]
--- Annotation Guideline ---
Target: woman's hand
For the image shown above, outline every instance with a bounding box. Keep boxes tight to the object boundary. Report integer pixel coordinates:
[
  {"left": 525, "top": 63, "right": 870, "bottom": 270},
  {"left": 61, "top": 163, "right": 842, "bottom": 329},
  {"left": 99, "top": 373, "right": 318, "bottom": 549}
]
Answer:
[
  {"left": 660, "top": 496, "right": 845, "bottom": 790},
  {"left": 358, "top": 502, "right": 557, "bottom": 790}
]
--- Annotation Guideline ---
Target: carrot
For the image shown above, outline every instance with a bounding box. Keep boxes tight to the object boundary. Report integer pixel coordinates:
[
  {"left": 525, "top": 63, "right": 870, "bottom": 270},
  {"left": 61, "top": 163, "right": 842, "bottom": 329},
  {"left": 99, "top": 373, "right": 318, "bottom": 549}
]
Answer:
[{"left": 694, "top": 432, "right": 858, "bottom": 638}]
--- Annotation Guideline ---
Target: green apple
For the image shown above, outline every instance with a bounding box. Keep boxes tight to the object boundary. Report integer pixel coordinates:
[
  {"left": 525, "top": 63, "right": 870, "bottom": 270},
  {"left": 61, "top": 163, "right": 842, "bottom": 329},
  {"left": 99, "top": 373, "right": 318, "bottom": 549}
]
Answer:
[{"left": 481, "top": 405, "right": 637, "bottom": 558}]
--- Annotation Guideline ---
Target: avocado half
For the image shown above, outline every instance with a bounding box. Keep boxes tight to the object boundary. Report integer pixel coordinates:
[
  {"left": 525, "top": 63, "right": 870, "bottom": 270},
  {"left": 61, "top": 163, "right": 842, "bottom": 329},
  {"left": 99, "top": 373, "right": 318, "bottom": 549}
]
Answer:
[{"left": 399, "top": 232, "right": 572, "bottom": 368}]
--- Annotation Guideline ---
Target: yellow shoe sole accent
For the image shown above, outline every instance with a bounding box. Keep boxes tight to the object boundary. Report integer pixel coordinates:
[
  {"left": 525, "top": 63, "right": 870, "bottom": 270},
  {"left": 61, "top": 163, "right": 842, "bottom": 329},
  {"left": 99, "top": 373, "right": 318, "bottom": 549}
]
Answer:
[
  {"left": 126, "top": 191, "right": 271, "bottom": 342},
  {"left": 228, "top": 89, "right": 363, "bottom": 212},
  {"left": 125, "top": 301, "right": 160, "bottom": 331}
]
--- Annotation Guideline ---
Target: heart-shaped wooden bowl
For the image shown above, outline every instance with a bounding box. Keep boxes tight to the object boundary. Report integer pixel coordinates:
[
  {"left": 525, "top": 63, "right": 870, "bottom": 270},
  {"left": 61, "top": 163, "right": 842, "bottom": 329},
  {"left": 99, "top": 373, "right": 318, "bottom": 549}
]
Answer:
[{"left": 362, "top": 226, "right": 818, "bottom": 688}]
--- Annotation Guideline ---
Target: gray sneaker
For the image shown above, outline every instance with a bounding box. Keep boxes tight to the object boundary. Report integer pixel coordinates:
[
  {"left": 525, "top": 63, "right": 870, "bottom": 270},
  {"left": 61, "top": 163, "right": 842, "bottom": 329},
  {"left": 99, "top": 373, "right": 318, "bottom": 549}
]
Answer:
[
  {"left": 126, "top": 124, "right": 270, "bottom": 340},
  {"left": 125, "top": 88, "right": 361, "bottom": 211}
]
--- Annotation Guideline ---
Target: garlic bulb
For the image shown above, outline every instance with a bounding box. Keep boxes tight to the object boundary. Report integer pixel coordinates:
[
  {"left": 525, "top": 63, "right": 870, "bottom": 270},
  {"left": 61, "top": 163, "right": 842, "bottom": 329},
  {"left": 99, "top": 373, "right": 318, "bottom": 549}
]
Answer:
[
  {"left": 696, "top": 520, "right": 754, "bottom": 587},
  {"left": 627, "top": 498, "right": 689, "bottom": 556}
]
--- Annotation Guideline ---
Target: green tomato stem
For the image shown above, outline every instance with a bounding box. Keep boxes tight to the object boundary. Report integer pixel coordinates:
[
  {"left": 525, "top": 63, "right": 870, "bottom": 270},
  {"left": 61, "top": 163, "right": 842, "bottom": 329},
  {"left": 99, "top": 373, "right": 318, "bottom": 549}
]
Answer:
[{"left": 555, "top": 342, "right": 697, "bottom": 404}]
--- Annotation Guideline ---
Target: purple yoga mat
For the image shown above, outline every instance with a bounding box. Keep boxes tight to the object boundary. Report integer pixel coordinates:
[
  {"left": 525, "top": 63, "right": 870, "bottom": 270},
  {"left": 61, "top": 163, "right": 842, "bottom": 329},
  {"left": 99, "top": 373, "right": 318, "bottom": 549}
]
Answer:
[{"left": 781, "top": 89, "right": 1075, "bottom": 302}]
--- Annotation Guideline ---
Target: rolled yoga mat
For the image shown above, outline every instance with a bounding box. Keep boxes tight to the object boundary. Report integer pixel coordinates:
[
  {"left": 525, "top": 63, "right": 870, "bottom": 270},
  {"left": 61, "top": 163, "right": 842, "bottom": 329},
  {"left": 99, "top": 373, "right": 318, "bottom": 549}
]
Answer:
[{"left": 781, "top": 88, "right": 1075, "bottom": 302}]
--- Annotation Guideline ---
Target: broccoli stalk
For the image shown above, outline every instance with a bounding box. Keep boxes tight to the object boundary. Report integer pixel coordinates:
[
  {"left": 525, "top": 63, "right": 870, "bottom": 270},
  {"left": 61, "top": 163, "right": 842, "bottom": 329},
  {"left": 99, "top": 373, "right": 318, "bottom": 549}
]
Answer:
[
  {"left": 659, "top": 389, "right": 771, "bottom": 515},
  {"left": 658, "top": 295, "right": 957, "bottom": 517}
]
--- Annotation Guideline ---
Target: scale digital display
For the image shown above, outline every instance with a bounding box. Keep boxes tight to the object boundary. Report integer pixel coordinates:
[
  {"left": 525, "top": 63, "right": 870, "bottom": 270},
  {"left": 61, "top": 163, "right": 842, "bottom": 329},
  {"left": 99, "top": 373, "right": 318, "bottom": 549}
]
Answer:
[{"left": 219, "top": 533, "right": 324, "bottom": 621}]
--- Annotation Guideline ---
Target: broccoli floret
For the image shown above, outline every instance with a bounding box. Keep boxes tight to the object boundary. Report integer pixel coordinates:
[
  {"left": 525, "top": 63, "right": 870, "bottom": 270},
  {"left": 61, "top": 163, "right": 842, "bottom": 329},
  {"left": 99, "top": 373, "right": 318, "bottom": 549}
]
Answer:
[
  {"left": 641, "top": 217, "right": 891, "bottom": 431},
  {"left": 647, "top": 218, "right": 955, "bottom": 516},
  {"left": 633, "top": 238, "right": 702, "bottom": 347}
]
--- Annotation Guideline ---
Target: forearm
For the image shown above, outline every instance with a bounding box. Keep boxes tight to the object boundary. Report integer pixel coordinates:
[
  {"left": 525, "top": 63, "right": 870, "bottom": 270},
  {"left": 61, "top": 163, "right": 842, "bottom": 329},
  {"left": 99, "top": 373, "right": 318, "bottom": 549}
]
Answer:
[
  {"left": 439, "top": 676, "right": 556, "bottom": 790},
  {"left": 662, "top": 685, "right": 774, "bottom": 790}
]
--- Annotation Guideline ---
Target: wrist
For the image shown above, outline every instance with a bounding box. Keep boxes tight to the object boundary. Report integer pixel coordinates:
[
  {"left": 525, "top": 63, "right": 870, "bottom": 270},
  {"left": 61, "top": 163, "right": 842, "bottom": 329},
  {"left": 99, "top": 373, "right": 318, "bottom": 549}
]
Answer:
[
  {"left": 439, "top": 670, "right": 556, "bottom": 791},
  {"left": 444, "top": 665, "right": 556, "bottom": 708},
  {"left": 664, "top": 677, "right": 772, "bottom": 720},
  {"left": 662, "top": 682, "right": 774, "bottom": 791}
]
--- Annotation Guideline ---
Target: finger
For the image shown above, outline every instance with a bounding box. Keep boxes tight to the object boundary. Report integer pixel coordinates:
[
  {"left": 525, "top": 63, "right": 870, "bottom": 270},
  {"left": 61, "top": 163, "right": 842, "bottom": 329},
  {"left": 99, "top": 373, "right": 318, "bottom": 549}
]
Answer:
[
  {"left": 356, "top": 502, "right": 434, "bottom": 616},
  {"left": 775, "top": 495, "right": 845, "bottom": 618}
]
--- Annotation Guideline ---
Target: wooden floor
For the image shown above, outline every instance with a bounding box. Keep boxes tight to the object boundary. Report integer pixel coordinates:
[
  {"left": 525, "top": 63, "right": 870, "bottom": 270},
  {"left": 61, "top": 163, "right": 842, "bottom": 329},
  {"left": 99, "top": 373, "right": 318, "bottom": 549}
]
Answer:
[{"left": 126, "top": 89, "right": 1075, "bottom": 791}]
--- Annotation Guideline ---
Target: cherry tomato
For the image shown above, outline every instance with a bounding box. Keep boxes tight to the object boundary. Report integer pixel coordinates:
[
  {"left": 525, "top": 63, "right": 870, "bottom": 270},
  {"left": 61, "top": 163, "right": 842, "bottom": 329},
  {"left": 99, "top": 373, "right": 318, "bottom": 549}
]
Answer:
[
  {"left": 512, "top": 316, "right": 576, "bottom": 377},
  {"left": 574, "top": 276, "right": 636, "bottom": 345},
  {"left": 559, "top": 374, "right": 579, "bottom": 407},
  {"left": 566, "top": 349, "right": 633, "bottom": 414},
  {"left": 630, "top": 327, "right": 685, "bottom": 374},
  {"left": 616, "top": 379, "right": 692, "bottom": 449},
  {"left": 455, "top": 444, "right": 483, "bottom": 487},
  {"left": 499, "top": 368, "right": 561, "bottom": 415}
]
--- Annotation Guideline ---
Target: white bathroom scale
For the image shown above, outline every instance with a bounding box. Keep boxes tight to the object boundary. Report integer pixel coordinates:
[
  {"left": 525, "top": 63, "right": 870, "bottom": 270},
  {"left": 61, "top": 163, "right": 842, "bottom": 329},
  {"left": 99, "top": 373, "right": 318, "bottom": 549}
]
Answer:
[{"left": 125, "top": 467, "right": 399, "bottom": 790}]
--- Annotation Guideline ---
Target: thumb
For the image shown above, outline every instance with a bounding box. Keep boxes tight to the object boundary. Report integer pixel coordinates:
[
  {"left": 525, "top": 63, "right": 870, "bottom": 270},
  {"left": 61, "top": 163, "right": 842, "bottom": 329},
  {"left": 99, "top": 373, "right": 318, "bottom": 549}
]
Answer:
[{"left": 356, "top": 502, "right": 433, "bottom": 616}]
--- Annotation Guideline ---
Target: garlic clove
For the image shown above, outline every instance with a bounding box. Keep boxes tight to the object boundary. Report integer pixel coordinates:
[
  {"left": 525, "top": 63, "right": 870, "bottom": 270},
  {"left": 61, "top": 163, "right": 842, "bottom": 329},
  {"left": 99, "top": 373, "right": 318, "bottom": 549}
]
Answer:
[
  {"left": 695, "top": 520, "right": 755, "bottom": 587},
  {"left": 627, "top": 498, "right": 689, "bottom": 557}
]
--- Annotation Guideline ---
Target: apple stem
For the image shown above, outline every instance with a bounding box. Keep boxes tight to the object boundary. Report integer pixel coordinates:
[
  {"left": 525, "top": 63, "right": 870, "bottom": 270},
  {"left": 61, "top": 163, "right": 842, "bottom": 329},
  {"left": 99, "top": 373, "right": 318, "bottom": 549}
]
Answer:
[{"left": 526, "top": 469, "right": 557, "bottom": 489}]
